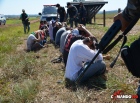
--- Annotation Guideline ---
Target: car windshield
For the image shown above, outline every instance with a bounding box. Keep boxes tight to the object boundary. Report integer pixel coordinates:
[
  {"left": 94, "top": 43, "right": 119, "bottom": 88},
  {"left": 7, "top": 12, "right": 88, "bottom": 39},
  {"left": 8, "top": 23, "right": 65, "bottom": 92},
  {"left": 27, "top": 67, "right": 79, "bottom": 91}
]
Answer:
[{"left": 42, "top": 6, "right": 57, "bottom": 15}]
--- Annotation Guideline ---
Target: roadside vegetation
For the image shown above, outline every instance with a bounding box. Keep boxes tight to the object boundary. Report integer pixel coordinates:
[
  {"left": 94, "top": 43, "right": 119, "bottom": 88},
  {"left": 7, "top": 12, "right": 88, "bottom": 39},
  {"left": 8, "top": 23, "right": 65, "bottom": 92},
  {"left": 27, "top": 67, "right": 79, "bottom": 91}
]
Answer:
[{"left": 0, "top": 13, "right": 140, "bottom": 103}]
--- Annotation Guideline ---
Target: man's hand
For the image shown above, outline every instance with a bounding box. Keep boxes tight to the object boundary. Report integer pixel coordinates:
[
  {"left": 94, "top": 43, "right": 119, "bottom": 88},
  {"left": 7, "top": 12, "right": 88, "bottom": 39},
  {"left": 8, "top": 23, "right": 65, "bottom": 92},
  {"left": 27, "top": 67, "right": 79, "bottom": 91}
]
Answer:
[
  {"left": 114, "top": 13, "right": 130, "bottom": 32},
  {"left": 78, "top": 24, "right": 86, "bottom": 31}
]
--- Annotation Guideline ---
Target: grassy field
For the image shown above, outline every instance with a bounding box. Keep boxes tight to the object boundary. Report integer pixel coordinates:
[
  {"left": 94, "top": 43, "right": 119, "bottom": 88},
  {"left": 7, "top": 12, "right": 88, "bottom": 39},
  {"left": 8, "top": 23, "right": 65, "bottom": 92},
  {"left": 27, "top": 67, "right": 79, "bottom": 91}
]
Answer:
[
  {"left": 0, "top": 14, "right": 140, "bottom": 103},
  {"left": 6, "top": 17, "right": 39, "bottom": 25}
]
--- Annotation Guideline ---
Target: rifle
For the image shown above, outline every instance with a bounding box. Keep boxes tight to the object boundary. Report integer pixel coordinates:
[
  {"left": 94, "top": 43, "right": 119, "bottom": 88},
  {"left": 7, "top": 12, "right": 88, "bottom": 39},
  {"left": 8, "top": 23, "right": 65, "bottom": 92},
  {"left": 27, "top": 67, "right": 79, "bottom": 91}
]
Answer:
[{"left": 75, "top": 16, "right": 139, "bottom": 84}]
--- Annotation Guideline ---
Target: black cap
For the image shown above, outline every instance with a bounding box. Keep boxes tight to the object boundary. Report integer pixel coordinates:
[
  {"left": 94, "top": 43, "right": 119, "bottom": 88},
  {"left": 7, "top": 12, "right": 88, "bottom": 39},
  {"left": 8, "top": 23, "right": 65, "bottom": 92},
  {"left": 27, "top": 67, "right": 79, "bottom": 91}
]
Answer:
[
  {"left": 56, "top": 3, "right": 60, "bottom": 7},
  {"left": 67, "top": 2, "right": 71, "bottom": 7}
]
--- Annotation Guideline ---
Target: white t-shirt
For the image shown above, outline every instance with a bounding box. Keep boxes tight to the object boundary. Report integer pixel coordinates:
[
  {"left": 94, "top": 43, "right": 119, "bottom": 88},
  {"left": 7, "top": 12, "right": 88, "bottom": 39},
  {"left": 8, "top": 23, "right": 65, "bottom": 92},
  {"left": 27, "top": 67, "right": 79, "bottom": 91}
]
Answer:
[
  {"left": 27, "top": 34, "right": 37, "bottom": 50},
  {"left": 49, "top": 21, "right": 54, "bottom": 41},
  {"left": 65, "top": 40, "right": 103, "bottom": 81}
]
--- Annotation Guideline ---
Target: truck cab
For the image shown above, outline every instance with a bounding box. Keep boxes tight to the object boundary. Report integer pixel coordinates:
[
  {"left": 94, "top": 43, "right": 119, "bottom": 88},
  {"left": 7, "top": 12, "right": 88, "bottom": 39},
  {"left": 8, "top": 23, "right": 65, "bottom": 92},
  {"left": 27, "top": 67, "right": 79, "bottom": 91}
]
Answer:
[{"left": 39, "top": 5, "right": 58, "bottom": 25}]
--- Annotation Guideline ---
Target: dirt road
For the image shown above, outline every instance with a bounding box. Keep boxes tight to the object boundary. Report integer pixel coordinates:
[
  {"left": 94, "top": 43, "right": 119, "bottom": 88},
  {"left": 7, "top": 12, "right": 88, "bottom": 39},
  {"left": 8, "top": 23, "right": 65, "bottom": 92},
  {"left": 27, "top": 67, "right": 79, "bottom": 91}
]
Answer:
[{"left": 0, "top": 19, "right": 40, "bottom": 29}]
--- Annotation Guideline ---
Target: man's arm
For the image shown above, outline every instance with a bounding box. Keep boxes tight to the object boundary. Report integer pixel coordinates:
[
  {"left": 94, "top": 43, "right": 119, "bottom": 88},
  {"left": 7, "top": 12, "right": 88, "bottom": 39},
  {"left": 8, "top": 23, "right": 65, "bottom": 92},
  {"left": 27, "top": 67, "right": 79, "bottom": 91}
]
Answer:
[
  {"left": 78, "top": 24, "right": 95, "bottom": 37},
  {"left": 73, "top": 6, "right": 78, "bottom": 18},
  {"left": 35, "top": 32, "right": 42, "bottom": 42},
  {"left": 122, "top": 0, "right": 140, "bottom": 22},
  {"left": 114, "top": 0, "right": 140, "bottom": 31}
]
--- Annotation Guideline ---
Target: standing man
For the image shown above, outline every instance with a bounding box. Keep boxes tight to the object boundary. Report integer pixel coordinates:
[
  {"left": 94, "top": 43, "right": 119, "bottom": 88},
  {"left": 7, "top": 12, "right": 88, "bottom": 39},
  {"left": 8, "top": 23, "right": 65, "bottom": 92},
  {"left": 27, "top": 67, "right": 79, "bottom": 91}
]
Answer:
[
  {"left": 78, "top": 2, "right": 87, "bottom": 26},
  {"left": 66, "top": 2, "right": 78, "bottom": 28},
  {"left": 56, "top": 3, "right": 66, "bottom": 22},
  {"left": 20, "top": 9, "right": 30, "bottom": 34}
]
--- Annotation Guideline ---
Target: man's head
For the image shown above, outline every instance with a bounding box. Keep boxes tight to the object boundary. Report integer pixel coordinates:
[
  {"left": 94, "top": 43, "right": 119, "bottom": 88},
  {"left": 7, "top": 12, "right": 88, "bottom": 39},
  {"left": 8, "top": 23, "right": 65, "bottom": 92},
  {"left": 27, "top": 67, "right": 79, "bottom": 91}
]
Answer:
[
  {"left": 51, "top": 20, "right": 56, "bottom": 27},
  {"left": 79, "top": 30, "right": 87, "bottom": 37},
  {"left": 22, "top": 9, "right": 25, "bottom": 13},
  {"left": 56, "top": 3, "right": 60, "bottom": 8},
  {"left": 67, "top": 2, "right": 71, "bottom": 8},
  {"left": 83, "top": 36, "right": 97, "bottom": 50},
  {"left": 56, "top": 22, "right": 62, "bottom": 28}
]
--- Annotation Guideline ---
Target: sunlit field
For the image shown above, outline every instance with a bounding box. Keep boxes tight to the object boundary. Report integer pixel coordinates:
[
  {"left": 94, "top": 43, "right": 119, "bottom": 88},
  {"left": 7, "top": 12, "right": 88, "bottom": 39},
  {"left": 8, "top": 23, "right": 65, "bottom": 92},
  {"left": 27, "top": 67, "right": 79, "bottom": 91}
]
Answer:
[{"left": 0, "top": 13, "right": 140, "bottom": 103}]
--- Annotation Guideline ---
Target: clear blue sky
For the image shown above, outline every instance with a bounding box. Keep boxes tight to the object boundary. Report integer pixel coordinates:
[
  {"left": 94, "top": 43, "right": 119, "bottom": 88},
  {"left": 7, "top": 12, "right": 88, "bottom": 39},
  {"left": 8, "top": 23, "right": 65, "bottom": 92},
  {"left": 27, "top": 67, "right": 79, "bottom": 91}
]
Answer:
[{"left": 0, "top": 0, "right": 127, "bottom": 15}]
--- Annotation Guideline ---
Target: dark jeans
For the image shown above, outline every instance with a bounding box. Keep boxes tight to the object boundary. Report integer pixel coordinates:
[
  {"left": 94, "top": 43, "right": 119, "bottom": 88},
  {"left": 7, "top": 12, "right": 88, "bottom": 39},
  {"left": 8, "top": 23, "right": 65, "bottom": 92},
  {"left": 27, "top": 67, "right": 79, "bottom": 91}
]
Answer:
[
  {"left": 22, "top": 21, "right": 30, "bottom": 34},
  {"left": 79, "top": 18, "right": 86, "bottom": 26},
  {"left": 31, "top": 42, "right": 43, "bottom": 51},
  {"left": 77, "top": 60, "right": 106, "bottom": 83},
  {"left": 60, "top": 17, "right": 65, "bottom": 22},
  {"left": 69, "top": 18, "right": 78, "bottom": 28}
]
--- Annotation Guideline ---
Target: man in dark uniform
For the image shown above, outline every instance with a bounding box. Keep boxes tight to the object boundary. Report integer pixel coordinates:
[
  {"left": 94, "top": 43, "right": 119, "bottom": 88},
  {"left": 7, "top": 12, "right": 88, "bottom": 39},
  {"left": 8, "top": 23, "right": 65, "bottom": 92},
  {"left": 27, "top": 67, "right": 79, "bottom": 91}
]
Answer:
[
  {"left": 56, "top": 3, "right": 66, "bottom": 22},
  {"left": 20, "top": 9, "right": 30, "bottom": 34},
  {"left": 78, "top": 2, "right": 87, "bottom": 26},
  {"left": 66, "top": 2, "right": 78, "bottom": 28}
]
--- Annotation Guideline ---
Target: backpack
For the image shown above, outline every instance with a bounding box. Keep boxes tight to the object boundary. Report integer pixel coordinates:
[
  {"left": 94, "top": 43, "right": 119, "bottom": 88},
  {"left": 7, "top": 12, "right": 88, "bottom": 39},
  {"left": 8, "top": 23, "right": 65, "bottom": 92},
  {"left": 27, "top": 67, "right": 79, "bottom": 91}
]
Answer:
[{"left": 121, "top": 38, "right": 140, "bottom": 77}]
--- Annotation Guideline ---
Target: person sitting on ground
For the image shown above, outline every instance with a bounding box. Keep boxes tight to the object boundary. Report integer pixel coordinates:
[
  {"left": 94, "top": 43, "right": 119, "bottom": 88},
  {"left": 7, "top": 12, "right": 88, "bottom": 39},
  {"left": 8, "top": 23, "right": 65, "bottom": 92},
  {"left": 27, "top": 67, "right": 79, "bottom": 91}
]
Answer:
[
  {"left": 27, "top": 29, "right": 47, "bottom": 52},
  {"left": 49, "top": 19, "right": 56, "bottom": 43},
  {"left": 65, "top": 36, "right": 106, "bottom": 86},
  {"left": 39, "top": 29, "right": 48, "bottom": 46},
  {"left": 60, "top": 28, "right": 71, "bottom": 54},
  {"left": 63, "top": 24, "right": 92, "bottom": 66},
  {"left": 53, "top": 22, "right": 63, "bottom": 43},
  {"left": 39, "top": 20, "right": 44, "bottom": 30},
  {"left": 27, "top": 30, "right": 42, "bottom": 52},
  {"left": 40, "top": 21, "right": 49, "bottom": 30},
  {"left": 55, "top": 22, "right": 66, "bottom": 47}
]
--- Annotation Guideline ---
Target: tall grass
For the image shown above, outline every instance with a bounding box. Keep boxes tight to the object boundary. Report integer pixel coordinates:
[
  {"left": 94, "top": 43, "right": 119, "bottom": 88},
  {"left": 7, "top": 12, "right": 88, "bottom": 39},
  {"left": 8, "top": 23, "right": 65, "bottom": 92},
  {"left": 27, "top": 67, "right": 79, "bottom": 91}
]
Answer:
[{"left": 0, "top": 21, "right": 40, "bottom": 102}]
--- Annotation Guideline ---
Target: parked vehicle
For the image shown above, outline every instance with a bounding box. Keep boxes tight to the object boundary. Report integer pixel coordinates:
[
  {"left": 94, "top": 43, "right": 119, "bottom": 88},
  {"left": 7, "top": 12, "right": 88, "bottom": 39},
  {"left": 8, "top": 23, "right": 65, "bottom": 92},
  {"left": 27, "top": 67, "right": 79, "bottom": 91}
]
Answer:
[
  {"left": 0, "top": 14, "right": 6, "bottom": 25},
  {"left": 39, "top": 5, "right": 59, "bottom": 26}
]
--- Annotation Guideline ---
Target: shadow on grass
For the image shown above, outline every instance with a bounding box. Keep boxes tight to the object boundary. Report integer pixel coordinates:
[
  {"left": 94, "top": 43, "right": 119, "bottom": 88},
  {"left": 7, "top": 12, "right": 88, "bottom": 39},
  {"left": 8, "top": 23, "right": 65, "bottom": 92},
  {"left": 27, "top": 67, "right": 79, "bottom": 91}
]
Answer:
[{"left": 65, "top": 75, "right": 107, "bottom": 91}]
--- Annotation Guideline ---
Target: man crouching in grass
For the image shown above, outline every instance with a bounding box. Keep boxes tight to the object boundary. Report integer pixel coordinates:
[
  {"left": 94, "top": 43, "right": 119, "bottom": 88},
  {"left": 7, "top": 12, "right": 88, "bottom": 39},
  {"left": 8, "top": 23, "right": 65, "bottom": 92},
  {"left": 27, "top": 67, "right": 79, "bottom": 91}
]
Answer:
[
  {"left": 65, "top": 36, "right": 107, "bottom": 89},
  {"left": 26, "top": 29, "right": 48, "bottom": 52}
]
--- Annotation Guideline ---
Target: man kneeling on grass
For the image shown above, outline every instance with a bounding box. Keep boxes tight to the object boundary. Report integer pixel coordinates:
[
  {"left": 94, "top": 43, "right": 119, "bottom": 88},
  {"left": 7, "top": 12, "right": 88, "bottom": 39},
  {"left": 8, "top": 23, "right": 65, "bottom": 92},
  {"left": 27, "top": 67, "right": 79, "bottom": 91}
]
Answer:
[
  {"left": 65, "top": 36, "right": 106, "bottom": 88},
  {"left": 26, "top": 29, "right": 47, "bottom": 52}
]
